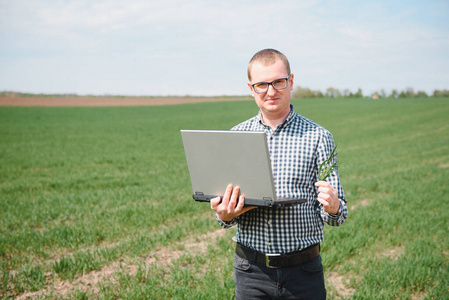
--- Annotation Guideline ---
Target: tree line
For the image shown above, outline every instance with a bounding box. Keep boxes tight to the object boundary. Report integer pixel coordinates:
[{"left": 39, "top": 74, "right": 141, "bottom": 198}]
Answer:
[
  {"left": 1, "top": 89, "right": 449, "bottom": 99},
  {"left": 293, "top": 87, "right": 449, "bottom": 99}
]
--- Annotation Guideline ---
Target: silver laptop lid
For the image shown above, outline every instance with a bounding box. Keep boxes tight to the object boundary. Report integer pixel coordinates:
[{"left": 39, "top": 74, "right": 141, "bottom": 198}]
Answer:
[{"left": 181, "top": 130, "right": 277, "bottom": 205}]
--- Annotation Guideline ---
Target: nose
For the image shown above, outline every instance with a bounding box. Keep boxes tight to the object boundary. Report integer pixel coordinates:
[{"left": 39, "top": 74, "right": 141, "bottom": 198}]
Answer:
[{"left": 267, "top": 84, "right": 277, "bottom": 96}]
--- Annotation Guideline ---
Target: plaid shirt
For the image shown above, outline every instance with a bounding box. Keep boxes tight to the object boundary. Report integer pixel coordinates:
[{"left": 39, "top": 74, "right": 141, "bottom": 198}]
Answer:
[{"left": 217, "top": 105, "right": 347, "bottom": 254}]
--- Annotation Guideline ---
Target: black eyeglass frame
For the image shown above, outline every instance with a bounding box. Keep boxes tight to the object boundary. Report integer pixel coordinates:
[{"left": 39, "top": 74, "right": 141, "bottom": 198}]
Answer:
[{"left": 251, "top": 74, "right": 292, "bottom": 94}]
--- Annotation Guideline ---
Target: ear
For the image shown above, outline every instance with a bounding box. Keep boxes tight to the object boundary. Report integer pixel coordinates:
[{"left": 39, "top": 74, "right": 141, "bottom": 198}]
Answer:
[
  {"left": 289, "top": 74, "right": 294, "bottom": 91},
  {"left": 248, "top": 82, "right": 256, "bottom": 97}
]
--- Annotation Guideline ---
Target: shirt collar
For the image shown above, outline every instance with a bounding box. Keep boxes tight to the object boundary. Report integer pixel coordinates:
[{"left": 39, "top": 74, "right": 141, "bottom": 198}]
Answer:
[{"left": 257, "top": 104, "right": 296, "bottom": 129}]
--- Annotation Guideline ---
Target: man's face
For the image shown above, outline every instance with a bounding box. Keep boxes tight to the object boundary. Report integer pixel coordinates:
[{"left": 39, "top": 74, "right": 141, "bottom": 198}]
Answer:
[{"left": 247, "top": 59, "right": 294, "bottom": 119}]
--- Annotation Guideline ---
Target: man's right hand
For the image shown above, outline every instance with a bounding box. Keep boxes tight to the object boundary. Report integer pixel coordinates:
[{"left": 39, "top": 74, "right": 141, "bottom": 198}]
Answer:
[{"left": 210, "top": 184, "right": 256, "bottom": 222}]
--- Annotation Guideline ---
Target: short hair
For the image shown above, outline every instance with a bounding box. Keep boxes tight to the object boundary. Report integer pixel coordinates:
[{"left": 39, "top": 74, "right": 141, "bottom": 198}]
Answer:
[{"left": 247, "top": 49, "right": 291, "bottom": 81}]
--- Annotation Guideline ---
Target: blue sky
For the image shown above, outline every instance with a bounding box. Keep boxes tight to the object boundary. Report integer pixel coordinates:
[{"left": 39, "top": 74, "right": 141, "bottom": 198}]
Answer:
[{"left": 0, "top": 0, "right": 448, "bottom": 96}]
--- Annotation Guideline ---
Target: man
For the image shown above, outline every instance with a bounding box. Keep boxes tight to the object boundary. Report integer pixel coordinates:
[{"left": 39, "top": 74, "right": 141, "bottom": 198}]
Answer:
[{"left": 210, "top": 49, "right": 348, "bottom": 299}]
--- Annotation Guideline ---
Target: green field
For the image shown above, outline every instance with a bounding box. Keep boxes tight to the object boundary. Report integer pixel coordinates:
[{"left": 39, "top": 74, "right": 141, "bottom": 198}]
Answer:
[{"left": 1, "top": 98, "right": 448, "bottom": 299}]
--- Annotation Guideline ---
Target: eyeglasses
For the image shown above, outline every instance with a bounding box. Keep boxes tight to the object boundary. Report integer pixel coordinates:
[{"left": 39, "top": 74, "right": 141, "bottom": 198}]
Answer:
[{"left": 251, "top": 75, "right": 291, "bottom": 94}]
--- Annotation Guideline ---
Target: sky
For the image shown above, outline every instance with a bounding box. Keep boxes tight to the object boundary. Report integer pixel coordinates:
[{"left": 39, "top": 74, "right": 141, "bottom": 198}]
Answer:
[{"left": 0, "top": 0, "right": 448, "bottom": 96}]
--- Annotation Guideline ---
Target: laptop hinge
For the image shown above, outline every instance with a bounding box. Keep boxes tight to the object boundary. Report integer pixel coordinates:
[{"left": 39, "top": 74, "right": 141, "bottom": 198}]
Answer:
[
  {"left": 193, "top": 192, "right": 210, "bottom": 202},
  {"left": 263, "top": 197, "right": 274, "bottom": 207}
]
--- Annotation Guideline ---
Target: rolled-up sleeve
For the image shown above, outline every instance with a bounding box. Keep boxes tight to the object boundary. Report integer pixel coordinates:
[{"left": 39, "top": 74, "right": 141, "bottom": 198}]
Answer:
[
  {"left": 216, "top": 214, "right": 238, "bottom": 229},
  {"left": 322, "top": 198, "right": 348, "bottom": 226}
]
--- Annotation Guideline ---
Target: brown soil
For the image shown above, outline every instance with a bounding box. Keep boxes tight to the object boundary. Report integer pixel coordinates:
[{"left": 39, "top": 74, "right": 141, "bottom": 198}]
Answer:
[
  {"left": 0, "top": 96, "right": 252, "bottom": 107},
  {"left": 350, "top": 199, "right": 372, "bottom": 211},
  {"left": 327, "top": 272, "right": 355, "bottom": 299}
]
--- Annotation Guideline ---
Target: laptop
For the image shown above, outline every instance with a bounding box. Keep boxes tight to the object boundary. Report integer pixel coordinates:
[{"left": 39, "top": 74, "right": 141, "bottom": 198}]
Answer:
[{"left": 180, "top": 130, "right": 306, "bottom": 208}]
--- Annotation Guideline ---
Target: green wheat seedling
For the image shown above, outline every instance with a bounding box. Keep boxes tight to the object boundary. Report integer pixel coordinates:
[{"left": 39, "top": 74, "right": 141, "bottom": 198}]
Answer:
[
  {"left": 318, "top": 145, "right": 338, "bottom": 181},
  {"left": 1, "top": 98, "right": 449, "bottom": 299}
]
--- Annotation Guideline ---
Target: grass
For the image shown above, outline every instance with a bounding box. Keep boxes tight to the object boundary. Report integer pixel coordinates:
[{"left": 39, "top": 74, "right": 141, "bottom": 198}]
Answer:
[{"left": 1, "top": 98, "right": 448, "bottom": 299}]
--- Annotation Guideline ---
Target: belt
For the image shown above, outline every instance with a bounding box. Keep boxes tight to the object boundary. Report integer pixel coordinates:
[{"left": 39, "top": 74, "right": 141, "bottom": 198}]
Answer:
[{"left": 235, "top": 243, "right": 320, "bottom": 269}]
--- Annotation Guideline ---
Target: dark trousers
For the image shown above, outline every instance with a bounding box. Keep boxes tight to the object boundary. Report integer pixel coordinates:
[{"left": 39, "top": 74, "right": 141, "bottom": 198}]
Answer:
[{"left": 234, "top": 253, "right": 326, "bottom": 300}]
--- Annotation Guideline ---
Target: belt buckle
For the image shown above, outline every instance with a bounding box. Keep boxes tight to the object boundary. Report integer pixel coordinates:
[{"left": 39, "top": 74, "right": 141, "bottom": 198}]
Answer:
[{"left": 265, "top": 254, "right": 281, "bottom": 268}]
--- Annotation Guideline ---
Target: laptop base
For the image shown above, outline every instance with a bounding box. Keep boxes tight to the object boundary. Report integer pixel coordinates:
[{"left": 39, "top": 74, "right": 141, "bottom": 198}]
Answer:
[{"left": 193, "top": 193, "right": 306, "bottom": 208}]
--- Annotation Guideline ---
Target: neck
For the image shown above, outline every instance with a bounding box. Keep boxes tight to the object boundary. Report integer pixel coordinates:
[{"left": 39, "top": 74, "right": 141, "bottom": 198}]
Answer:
[{"left": 261, "top": 108, "right": 291, "bottom": 130}]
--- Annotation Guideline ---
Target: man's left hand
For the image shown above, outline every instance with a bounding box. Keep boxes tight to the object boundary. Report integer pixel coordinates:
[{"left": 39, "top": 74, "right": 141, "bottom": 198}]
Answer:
[{"left": 315, "top": 181, "right": 340, "bottom": 215}]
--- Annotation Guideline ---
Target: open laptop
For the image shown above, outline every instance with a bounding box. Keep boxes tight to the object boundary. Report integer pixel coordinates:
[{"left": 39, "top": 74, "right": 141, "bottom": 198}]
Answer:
[{"left": 180, "top": 130, "right": 306, "bottom": 208}]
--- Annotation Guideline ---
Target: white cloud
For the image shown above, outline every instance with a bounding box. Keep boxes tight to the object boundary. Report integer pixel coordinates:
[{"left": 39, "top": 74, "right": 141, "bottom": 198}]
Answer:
[{"left": 0, "top": 0, "right": 448, "bottom": 95}]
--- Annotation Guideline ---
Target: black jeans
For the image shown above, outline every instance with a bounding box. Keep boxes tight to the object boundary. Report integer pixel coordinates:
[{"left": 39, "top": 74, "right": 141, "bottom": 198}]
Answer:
[{"left": 234, "top": 253, "right": 326, "bottom": 300}]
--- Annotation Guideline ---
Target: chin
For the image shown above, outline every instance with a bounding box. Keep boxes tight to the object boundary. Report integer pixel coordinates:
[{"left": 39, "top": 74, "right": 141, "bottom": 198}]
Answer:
[{"left": 264, "top": 103, "right": 282, "bottom": 111}]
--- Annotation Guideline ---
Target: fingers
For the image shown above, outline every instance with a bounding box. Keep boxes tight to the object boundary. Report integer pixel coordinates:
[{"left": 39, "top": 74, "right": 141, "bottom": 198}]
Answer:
[
  {"left": 315, "top": 180, "right": 331, "bottom": 188},
  {"left": 211, "top": 184, "right": 234, "bottom": 212},
  {"left": 228, "top": 185, "right": 240, "bottom": 213},
  {"left": 315, "top": 181, "right": 332, "bottom": 204},
  {"left": 233, "top": 194, "right": 256, "bottom": 213},
  {"left": 315, "top": 181, "right": 339, "bottom": 214},
  {"left": 315, "top": 181, "right": 336, "bottom": 197},
  {"left": 211, "top": 184, "right": 256, "bottom": 221},
  {"left": 222, "top": 184, "right": 233, "bottom": 207},
  {"left": 210, "top": 196, "right": 221, "bottom": 210},
  {"left": 235, "top": 194, "right": 245, "bottom": 211},
  {"left": 316, "top": 193, "right": 330, "bottom": 207}
]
